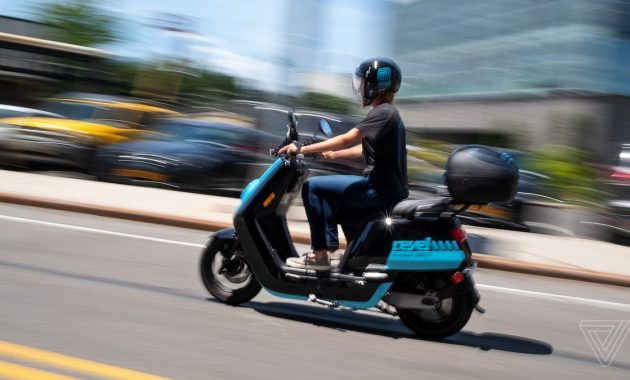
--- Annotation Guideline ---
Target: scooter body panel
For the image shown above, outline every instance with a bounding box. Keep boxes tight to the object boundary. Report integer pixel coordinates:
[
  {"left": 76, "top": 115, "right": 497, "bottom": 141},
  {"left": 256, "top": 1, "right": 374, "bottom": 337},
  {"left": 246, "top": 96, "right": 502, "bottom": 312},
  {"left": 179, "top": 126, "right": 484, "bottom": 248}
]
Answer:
[
  {"left": 234, "top": 158, "right": 388, "bottom": 304},
  {"left": 342, "top": 218, "right": 465, "bottom": 272}
]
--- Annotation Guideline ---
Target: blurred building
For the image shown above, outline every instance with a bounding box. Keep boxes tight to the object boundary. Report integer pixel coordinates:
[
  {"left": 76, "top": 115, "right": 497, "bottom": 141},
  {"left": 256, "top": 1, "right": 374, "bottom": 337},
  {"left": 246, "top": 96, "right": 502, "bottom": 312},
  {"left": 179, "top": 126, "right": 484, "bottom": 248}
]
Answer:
[
  {"left": 287, "top": 0, "right": 394, "bottom": 97},
  {"left": 0, "top": 16, "right": 113, "bottom": 105},
  {"left": 391, "top": 0, "right": 630, "bottom": 162}
]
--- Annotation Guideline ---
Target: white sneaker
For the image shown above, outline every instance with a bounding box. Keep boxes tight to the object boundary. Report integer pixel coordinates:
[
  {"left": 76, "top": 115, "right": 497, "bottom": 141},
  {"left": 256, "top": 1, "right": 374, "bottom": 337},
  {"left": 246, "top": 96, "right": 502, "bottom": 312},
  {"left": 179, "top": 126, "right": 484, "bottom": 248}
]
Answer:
[
  {"left": 286, "top": 254, "right": 332, "bottom": 270},
  {"left": 328, "top": 250, "right": 344, "bottom": 267}
]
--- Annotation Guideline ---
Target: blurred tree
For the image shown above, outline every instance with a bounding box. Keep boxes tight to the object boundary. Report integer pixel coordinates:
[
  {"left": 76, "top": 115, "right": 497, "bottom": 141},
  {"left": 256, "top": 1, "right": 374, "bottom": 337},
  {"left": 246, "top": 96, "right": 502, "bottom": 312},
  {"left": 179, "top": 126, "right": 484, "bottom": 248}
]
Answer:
[
  {"left": 35, "top": 0, "right": 118, "bottom": 46},
  {"left": 525, "top": 145, "right": 602, "bottom": 202},
  {"left": 107, "top": 60, "right": 243, "bottom": 104},
  {"left": 297, "top": 92, "right": 357, "bottom": 115},
  {"left": 109, "top": 60, "right": 143, "bottom": 93},
  {"left": 180, "top": 69, "right": 242, "bottom": 102}
]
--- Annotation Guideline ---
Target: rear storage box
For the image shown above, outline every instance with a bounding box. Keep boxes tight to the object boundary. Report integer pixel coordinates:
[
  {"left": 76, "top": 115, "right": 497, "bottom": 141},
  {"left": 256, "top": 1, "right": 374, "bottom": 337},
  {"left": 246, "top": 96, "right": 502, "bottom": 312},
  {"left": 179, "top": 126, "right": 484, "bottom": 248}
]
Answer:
[{"left": 445, "top": 145, "right": 518, "bottom": 204}]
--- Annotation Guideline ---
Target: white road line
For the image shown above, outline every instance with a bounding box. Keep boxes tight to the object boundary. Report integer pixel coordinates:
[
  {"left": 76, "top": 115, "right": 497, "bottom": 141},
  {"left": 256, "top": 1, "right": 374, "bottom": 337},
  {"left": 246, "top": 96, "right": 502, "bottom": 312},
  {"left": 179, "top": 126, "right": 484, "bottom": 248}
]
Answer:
[
  {"left": 477, "top": 284, "right": 630, "bottom": 311},
  {"left": 0, "top": 214, "right": 204, "bottom": 248},
  {"left": 2, "top": 213, "right": 630, "bottom": 311}
]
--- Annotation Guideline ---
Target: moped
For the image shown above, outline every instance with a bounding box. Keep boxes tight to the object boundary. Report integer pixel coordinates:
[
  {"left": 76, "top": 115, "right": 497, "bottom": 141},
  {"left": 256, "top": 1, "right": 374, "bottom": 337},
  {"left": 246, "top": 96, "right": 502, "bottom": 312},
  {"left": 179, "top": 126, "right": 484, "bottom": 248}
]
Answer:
[{"left": 200, "top": 110, "right": 518, "bottom": 339}]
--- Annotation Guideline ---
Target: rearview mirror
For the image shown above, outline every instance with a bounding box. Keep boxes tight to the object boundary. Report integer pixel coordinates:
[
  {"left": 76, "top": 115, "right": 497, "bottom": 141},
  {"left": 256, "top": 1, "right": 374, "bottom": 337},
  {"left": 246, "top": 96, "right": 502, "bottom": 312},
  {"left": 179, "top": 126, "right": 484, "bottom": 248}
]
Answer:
[
  {"left": 288, "top": 109, "right": 298, "bottom": 128},
  {"left": 319, "top": 119, "right": 333, "bottom": 138},
  {"left": 286, "top": 108, "right": 298, "bottom": 142}
]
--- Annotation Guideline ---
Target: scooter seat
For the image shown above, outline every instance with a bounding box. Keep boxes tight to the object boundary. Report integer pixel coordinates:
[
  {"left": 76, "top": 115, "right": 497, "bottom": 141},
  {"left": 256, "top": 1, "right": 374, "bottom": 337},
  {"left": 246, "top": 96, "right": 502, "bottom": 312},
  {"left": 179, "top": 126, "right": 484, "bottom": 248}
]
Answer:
[
  {"left": 335, "top": 205, "right": 393, "bottom": 227},
  {"left": 391, "top": 197, "right": 449, "bottom": 219}
]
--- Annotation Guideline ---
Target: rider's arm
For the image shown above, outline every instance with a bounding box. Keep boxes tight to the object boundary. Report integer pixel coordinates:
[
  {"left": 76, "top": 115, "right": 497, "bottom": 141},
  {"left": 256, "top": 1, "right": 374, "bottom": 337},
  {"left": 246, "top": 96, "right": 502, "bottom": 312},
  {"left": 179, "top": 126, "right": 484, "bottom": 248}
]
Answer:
[
  {"left": 324, "top": 144, "right": 362, "bottom": 160},
  {"left": 280, "top": 128, "right": 364, "bottom": 155}
]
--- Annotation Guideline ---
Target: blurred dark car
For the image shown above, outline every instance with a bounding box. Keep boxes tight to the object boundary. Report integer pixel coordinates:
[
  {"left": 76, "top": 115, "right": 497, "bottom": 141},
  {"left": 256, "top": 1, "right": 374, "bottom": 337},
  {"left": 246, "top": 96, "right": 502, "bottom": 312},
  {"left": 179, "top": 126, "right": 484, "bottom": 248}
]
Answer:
[
  {"left": 93, "top": 118, "right": 278, "bottom": 194},
  {"left": 229, "top": 100, "right": 364, "bottom": 176},
  {"left": 603, "top": 144, "right": 630, "bottom": 243},
  {"left": 94, "top": 113, "right": 366, "bottom": 195}
]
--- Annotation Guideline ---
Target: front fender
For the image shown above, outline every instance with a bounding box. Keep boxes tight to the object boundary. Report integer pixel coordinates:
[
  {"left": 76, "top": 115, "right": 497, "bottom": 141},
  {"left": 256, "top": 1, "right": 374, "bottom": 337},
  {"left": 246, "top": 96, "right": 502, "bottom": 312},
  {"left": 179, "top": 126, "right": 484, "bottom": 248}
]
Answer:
[
  {"left": 208, "top": 227, "right": 236, "bottom": 241},
  {"left": 203, "top": 228, "right": 237, "bottom": 257}
]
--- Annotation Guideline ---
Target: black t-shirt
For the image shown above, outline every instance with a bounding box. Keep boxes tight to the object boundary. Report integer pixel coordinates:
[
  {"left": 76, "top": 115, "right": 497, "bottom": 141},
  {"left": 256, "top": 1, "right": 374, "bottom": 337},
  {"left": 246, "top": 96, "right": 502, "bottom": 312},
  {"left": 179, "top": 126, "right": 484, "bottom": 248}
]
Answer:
[{"left": 356, "top": 102, "right": 408, "bottom": 203}]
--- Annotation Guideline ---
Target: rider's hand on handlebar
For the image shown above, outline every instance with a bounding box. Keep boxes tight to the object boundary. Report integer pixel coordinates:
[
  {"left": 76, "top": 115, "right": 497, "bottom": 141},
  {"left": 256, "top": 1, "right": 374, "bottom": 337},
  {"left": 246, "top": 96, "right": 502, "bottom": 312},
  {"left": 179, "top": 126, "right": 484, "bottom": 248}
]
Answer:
[{"left": 278, "top": 143, "right": 300, "bottom": 156}]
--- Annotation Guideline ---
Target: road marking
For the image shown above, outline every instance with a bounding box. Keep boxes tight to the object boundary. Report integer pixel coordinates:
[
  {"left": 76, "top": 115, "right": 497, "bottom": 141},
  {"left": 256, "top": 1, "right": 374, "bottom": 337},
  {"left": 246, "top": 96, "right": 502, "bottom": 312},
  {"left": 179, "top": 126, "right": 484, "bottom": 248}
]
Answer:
[
  {"left": 2, "top": 213, "right": 629, "bottom": 312},
  {"left": 477, "top": 284, "right": 630, "bottom": 311},
  {"left": 0, "top": 360, "right": 79, "bottom": 380},
  {"left": 0, "top": 214, "right": 204, "bottom": 248},
  {"left": 0, "top": 341, "right": 169, "bottom": 380}
]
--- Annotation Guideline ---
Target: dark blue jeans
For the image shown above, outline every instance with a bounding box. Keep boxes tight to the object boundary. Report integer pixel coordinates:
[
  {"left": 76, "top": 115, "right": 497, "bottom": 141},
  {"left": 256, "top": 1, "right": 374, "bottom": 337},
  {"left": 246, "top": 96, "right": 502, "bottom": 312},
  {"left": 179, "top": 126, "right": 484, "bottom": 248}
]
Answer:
[{"left": 302, "top": 175, "right": 389, "bottom": 250}]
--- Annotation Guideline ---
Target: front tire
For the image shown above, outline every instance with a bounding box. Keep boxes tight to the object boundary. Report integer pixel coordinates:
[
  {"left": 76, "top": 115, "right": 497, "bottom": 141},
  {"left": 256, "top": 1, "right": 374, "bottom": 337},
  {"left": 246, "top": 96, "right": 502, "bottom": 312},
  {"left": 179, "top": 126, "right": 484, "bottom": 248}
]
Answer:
[
  {"left": 200, "top": 236, "right": 261, "bottom": 305},
  {"left": 395, "top": 273, "right": 474, "bottom": 340}
]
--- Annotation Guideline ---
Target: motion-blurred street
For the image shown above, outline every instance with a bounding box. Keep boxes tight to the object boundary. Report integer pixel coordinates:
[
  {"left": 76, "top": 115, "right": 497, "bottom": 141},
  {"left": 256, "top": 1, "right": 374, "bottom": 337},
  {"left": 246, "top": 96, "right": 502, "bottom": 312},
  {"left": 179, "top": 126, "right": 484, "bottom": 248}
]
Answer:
[{"left": 1, "top": 203, "right": 629, "bottom": 379}]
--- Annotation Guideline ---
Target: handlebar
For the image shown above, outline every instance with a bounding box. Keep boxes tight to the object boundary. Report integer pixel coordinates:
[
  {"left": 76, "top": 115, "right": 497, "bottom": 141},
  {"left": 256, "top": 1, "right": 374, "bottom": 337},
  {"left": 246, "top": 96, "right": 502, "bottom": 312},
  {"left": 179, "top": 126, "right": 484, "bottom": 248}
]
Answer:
[{"left": 270, "top": 109, "right": 325, "bottom": 159}]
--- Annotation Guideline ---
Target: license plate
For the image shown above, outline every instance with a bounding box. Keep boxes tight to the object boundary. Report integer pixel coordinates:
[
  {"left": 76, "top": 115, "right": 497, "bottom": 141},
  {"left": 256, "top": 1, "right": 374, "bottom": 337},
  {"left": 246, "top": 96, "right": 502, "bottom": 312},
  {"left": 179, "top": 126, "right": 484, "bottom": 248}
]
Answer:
[{"left": 111, "top": 168, "right": 169, "bottom": 182}]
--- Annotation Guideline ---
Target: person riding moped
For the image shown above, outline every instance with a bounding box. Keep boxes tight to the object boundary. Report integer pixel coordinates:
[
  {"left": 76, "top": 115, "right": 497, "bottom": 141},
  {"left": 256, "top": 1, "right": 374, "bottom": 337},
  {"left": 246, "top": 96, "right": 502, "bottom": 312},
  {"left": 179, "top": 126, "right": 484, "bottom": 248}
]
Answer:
[{"left": 278, "top": 57, "right": 408, "bottom": 270}]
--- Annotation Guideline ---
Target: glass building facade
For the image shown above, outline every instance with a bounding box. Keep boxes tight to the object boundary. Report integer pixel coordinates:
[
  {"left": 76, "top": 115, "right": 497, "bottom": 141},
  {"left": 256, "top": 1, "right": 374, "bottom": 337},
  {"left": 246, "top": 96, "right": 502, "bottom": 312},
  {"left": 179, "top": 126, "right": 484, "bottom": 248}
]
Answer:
[{"left": 392, "top": 0, "right": 630, "bottom": 98}]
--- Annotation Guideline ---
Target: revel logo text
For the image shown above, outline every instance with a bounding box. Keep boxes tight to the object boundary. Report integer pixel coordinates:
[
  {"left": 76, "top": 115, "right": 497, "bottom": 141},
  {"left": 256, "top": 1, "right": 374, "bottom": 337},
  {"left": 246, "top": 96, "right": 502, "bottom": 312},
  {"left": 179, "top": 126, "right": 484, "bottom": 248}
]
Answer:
[{"left": 392, "top": 238, "right": 460, "bottom": 253}]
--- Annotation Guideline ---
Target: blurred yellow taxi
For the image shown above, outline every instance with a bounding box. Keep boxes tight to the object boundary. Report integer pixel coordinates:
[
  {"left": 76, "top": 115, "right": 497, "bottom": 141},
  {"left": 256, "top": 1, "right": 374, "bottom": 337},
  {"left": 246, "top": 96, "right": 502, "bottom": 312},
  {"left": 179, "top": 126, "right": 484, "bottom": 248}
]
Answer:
[{"left": 0, "top": 94, "right": 180, "bottom": 170}]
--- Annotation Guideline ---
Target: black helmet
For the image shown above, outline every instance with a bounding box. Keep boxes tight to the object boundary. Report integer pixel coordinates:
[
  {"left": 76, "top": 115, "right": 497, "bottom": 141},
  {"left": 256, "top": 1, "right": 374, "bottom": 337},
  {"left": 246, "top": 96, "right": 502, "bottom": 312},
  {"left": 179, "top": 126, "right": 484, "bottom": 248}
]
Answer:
[{"left": 353, "top": 57, "right": 402, "bottom": 106}]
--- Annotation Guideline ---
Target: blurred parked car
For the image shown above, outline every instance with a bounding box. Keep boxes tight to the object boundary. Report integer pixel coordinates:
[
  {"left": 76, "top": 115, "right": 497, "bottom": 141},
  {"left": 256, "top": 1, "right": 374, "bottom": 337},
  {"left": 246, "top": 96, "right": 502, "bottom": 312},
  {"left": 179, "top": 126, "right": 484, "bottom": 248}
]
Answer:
[
  {"left": 93, "top": 117, "right": 279, "bottom": 194},
  {"left": 93, "top": 110, "right": 371, "bottom": 195},
  {"left": 0, "top": 93, "right": 179, "bottom": 170},
  {"left": 241, "top": 102, "right": 364, "bottom": 176}
]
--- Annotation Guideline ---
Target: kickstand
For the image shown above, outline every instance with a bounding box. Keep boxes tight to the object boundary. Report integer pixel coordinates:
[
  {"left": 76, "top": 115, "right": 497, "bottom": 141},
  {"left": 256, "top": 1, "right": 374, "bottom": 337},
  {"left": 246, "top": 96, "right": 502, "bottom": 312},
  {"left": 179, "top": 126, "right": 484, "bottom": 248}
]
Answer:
[{"left": 474, "top": 304, "right": 486, "bottom": 314}]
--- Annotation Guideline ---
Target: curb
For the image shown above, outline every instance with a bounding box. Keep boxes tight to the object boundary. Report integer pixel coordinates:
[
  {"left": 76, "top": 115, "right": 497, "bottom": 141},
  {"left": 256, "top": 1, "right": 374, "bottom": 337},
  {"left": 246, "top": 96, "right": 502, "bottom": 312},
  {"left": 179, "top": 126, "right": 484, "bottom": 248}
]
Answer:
[
  {"left": 472, "top": 254, "right": 630, "bottom": 288},
  {"left": 0, "top": 192, "right": 312, "bottom": 243},
  {"left": 1, "top": 191, "right": 629, "bottom": 288}
]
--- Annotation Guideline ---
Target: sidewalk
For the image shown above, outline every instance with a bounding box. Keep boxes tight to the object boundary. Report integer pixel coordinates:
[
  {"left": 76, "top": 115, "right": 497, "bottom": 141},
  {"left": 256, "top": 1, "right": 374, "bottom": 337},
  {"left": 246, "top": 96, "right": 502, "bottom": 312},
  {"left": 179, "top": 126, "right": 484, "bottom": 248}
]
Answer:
[{"left": 1, "top": 169, "right": 629, "bottom": 282}]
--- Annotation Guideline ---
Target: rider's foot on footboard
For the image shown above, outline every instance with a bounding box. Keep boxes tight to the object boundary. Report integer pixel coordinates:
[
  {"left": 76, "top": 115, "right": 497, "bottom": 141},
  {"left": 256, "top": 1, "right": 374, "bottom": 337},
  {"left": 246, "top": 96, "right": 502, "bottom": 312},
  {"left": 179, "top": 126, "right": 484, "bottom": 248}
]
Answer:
[{"left": 286, "top": 253, "right": 332, "bottom": 270}]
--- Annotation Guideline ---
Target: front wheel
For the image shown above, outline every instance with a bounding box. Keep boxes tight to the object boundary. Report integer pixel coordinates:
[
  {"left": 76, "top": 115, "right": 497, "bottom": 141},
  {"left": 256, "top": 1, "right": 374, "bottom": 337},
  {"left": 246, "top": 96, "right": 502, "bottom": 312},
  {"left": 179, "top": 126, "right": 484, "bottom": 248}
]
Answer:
[
  {"left": 395, "top": 273, "right": 474, "bottom": 340},
  {"left": 199, "top": 236, "right": 261, "bottom": 305}
]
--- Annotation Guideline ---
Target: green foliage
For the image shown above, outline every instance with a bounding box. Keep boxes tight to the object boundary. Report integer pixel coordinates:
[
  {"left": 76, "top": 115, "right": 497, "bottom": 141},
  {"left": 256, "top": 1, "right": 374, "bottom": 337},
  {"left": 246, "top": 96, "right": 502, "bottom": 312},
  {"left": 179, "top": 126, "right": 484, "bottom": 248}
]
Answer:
[
  {"left": 297, "top": 92, "right": 357, "bottom": 115},
  {"left": 108, "top": 60, "right": 243, "bottom": 102},
  {"left": 408, "top": 149, "right": 449, "bottom": 167},
  {"left": 406, "top": 140, "right": 453, "bottom": 185},
  {"left": 525, "top": 145, "right": 601, "bottom": 202},
  {"left": 109, "top": 60, "right": 143, "bottom": 92},
  {"left": 36, "top": 0, "right": 119, "bottom": 46},
  {"left": 416, "top": 139, "right": 455, "bottom": 153},
  {"left": 180, "top": 69, "right": 242, "bottom": 102}
]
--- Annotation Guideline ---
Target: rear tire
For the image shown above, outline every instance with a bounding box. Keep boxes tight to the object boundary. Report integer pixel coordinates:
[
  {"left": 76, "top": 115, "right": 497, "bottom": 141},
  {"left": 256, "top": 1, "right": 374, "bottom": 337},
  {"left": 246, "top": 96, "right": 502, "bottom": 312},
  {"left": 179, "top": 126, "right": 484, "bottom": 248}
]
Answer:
[
  {"left": 395, "top": 273, "right": 474, "bottom": 340},
  {"left": 200, "top": 236, "right": 261, "bottom": 305}
]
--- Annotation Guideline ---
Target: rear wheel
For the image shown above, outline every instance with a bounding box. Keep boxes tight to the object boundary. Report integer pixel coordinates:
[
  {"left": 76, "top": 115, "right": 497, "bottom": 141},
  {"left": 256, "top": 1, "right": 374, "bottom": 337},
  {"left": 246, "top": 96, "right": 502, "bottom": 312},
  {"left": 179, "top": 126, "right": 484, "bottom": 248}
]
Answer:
[
  {"left": 199, "top": 236, "right": 261, "bottom": 305},
  {"left": 395, "top": 273, "right": 474, "bottom": 340}
]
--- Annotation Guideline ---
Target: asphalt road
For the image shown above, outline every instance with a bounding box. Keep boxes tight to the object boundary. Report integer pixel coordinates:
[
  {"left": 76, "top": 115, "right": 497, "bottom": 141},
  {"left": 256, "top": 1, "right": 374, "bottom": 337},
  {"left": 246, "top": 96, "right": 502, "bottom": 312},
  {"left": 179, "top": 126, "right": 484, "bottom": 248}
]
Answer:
[{"left": 0, "top": 203, "right": 629, "bottom": 379}]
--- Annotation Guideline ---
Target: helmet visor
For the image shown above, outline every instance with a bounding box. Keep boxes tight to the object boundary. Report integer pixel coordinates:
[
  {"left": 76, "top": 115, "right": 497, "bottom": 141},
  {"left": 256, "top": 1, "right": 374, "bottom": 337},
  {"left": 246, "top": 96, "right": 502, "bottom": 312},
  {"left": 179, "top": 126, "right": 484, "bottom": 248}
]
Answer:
[{"left": 352, "top": 74, "right": 363, "bottom": 95}]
